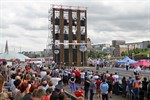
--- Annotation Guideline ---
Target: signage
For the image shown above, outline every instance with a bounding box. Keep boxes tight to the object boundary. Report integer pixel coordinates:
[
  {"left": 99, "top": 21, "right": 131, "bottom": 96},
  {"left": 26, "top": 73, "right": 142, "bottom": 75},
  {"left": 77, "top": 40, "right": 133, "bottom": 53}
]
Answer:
[
  {"left": 54, "top": 50, "right": 59, "bottom": 54},
  {"left": 80, "top": 45, "right": 87, "bottom": 52}
]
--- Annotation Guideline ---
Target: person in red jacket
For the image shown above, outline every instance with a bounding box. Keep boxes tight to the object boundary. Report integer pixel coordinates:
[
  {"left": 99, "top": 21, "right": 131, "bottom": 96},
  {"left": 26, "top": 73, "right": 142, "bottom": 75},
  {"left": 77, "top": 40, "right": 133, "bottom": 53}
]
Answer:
[{"left": 95, "top": 78, "right": 102, "bottom": 99}]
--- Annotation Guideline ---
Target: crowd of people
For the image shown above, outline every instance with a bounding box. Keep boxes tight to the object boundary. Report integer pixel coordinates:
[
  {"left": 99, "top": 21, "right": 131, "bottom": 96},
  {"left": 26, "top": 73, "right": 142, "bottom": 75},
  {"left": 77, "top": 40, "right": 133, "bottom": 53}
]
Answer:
[{"left": 0, "top": 60, "right": 150, "bottom": 100}]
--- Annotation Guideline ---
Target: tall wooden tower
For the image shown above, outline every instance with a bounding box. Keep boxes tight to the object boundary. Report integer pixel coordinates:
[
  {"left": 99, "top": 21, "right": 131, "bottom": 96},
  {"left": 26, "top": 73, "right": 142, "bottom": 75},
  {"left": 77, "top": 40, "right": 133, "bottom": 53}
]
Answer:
[{"left": 49, "top": 5, "right": 87, "bottom": 66}]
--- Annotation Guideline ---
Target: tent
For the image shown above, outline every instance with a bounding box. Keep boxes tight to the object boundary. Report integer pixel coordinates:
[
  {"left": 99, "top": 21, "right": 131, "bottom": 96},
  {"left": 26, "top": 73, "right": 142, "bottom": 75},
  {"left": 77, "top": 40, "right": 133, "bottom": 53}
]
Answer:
[
  {"left": 0, "top": 51, "right": 30, "bottom": 61},
  {"left": 132, "top": 60, "right": 150, "bottom": 67},
  {"left": 117, "top": 56, "right": 137, "bottom": 64},
  {"left": 0, "top": 40, "right": 30, "bottom": 62}
]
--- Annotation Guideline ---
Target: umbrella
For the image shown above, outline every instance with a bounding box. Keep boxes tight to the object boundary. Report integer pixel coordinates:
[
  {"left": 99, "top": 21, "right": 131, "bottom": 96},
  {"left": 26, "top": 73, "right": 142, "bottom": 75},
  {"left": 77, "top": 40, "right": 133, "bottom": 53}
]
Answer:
[{"left": 132, "top": 60, "right": 150, "bottom": 67}]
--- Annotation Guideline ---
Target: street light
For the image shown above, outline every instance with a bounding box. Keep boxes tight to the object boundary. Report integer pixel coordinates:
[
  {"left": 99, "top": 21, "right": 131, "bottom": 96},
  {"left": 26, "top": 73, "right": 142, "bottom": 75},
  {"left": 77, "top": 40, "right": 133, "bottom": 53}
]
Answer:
[
  {"left": 54, "top": 50, "right": 59, "bottom": 65},
  {"left": 80, "top": 44, "right": 87, "bottom": 67}
]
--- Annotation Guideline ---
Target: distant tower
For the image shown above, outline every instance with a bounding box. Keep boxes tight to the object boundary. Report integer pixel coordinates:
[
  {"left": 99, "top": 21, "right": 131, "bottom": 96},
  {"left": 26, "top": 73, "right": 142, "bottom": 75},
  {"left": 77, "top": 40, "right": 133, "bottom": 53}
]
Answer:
[
  {"left": 49, "top": 5, "right": 87, "bottom": 66},
  {"left": 5, "top": 40, "right": 9, "bottom": 53}
]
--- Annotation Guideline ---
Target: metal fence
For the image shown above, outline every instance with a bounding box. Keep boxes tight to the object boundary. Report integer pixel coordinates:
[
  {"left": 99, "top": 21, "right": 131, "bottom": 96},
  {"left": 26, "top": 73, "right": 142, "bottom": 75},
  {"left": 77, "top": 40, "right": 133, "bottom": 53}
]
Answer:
[{"left": 64, "top": 90, "right": 77, "bottom": 100}]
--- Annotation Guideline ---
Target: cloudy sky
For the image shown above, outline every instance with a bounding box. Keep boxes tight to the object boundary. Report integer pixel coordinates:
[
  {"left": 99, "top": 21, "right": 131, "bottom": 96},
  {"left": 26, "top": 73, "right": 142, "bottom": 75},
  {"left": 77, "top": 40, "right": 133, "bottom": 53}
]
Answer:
[{"left": 0, "top": 0, "right": 149, "bottom": 52}]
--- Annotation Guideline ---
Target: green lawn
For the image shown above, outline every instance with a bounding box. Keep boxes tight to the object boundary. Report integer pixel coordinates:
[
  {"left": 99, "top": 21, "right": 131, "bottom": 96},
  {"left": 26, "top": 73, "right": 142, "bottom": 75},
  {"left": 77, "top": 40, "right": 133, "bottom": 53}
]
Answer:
[{"left": 136, "top": 50, "right": 150, "bottom": 55}]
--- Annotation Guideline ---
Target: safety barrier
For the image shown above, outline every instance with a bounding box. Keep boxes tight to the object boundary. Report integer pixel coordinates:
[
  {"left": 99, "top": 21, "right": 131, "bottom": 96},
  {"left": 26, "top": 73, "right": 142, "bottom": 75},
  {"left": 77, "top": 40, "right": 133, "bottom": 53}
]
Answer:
[{"left": 64, "top": 90, "right": 77, "bottom": 100}]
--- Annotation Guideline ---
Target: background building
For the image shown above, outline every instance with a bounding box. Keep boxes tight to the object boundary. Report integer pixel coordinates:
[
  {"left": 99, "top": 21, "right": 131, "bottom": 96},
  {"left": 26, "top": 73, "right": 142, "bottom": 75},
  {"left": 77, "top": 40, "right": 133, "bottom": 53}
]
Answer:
[{"left": 112, "top": 40, "right": 126, "bottom": 47}]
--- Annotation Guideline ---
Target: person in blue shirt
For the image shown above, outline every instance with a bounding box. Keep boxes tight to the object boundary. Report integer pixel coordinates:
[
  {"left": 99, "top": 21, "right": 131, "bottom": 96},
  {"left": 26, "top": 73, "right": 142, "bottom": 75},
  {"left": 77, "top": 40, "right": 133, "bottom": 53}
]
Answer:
[{"left": 100, "top": 79, "right": 109, "bottom": 100}]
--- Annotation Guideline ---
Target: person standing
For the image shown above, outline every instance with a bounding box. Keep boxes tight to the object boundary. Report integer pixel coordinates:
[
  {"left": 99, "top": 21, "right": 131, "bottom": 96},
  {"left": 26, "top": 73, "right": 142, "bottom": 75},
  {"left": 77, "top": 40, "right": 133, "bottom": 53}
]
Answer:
[
  {"left": 121, "top": 76, "right": 127, "bottom": 97},
  {"left": 100, "top": 79, "right": 109, "bottom": 100},
  {"left": 95, "top": 78, "right": 102, "bottom": 99},
  {"left": 132, "top": 76, "right": 141, "bottom": 100},
  {"left": 69, "top": 77, "right": 76, "bottom": 93},
  {"left": 112, "top": 72, "right": 120, "bottom": 95},
  {"left": 89, "top": 78, "right": 96, "bottom": 100},
  {"left": 80, "top": 70, "right": 85, "bottom": 85},
  {"left": 142, "top": 77, "right": 148, "bottom": 100},
  {"left": 84, "top": 78, "right": 90, "bottom": 100},
  {"left": 106, "top": 74, "right": 114, "bottom": 98},
  {"left": 96, "top": 59, "right": 100, "bottom": 71},
  {"left": 147, "top": 76, "right": 150, "bottom": 100},
  {"left": 1, "top": 60, "right": 8, "bottom": 81},
  {"left": 126, "top": 60, "right": 129, "bottom": 71}
]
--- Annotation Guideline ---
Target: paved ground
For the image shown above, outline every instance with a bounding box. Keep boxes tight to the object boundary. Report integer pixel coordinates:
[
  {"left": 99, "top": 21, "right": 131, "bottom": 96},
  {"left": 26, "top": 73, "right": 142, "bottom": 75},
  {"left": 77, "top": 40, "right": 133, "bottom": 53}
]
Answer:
[
  {"left": 64, "top": 85, "right": 129, "bottom": 100},
  {"left": 79, "top": 67, "right": 150, "bottom": 77},
  {"left": 64, "top": 67, "right": 150, "bottom": 100}
]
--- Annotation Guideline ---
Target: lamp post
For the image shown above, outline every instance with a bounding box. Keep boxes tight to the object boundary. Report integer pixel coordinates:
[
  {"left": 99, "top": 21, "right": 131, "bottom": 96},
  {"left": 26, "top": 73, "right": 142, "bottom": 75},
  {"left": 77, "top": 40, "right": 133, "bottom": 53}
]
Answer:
[
  {"left": 54, "top": 50, "right": 59, "bottom": 65},
  {"left": 80, "top": 45, "right": 87, "bottom": 67}
]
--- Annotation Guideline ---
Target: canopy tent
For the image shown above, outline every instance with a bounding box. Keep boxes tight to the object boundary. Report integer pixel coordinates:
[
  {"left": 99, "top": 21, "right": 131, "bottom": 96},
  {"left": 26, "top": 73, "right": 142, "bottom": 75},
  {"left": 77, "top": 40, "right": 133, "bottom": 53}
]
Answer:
[
  {"left": 0, "top": 40, "right": 30, "bottom": 61},
  {"left": 132, "top": 60, "right": 150, "bottom": 67},
  {"left": 117, "top": 56, "right": 137, "bottom": 64},
  {"left": 0, "top": 51, "right": 30, "bottom": 61}
]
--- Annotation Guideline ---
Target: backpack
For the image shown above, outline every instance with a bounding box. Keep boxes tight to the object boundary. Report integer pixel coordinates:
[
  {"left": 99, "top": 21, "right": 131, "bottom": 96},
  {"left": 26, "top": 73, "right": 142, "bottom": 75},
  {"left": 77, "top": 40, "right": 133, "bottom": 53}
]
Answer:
[{"left": 107, "top": 77, "right": 113, "bottom": 85}]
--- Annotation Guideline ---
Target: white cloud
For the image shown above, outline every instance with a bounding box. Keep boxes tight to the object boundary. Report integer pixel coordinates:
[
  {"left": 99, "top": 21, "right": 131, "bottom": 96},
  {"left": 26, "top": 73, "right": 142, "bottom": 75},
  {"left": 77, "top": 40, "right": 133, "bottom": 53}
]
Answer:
[{"left": 0, "top": 0, "right": 149, "bottom": 52}]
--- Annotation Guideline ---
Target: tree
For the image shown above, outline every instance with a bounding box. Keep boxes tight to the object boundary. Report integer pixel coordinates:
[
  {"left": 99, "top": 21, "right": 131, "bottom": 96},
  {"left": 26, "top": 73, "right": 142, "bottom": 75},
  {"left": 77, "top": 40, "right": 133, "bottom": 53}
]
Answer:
[
  {"left": 121, "top": 51, "right": 126, "bottom": 56},
  {"left": 147, "top": 44, "right": 150, "bottom": 49}
]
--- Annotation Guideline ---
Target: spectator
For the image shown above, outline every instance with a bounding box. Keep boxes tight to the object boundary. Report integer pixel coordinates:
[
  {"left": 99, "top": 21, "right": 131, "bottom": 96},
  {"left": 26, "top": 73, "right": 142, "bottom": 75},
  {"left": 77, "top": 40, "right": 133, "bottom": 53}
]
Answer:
[
  {"left": 42, "top": 70, "right": 51, "bottom": 82},
  {"left": 132, "top": 76, "right": 141, "bottom": 100},
  {"left": 89, "top": 78, "right": 96, "bottom": 100},
  {"left": 1, "top": 60, "right": 8, "bottom": 81},
  {"left": 126, "top": 75, "right": 134, "bottom": 99},
  {"left": 142, "top": 77, "right": 148, "bottom": 100},
  {"left": 12, "top": 79, "right": 21, "bottom": 98},
  {"left": 15, "top": 82, "right": 29, "bottom": 100},
  {"left": 32, "top": 89, "right": 46, "bottom": 100},
  {"left": 40, "top": 79, "right": 49, "bottom": 90},
  {"left": 43, "top": 88, "right": 53, "bottom": 100},
  {"left": 63, "top": 71, "right": 68, "bottom": 85},
  {"left": 147, "top": 76, "right": 150, "bottom": 100},
  {"left": 80, "top": 70, "right": 85, "bottom": 85},
  {"left": 107, "top": 73, "right": 114, "bottom": 98},
  {"left": 48, "top": 80, "right": 54, "bottom": 90},
  {"left": 51, "top": 75, "right": 61, "bottom": 88},
  {"left": 50, "top": 84, "right": 62, "bottom": 100},
  {"left": 95, "top": 78, "right": 102, "bottom": 99},
  {"left": 40, "top": 68, "right": 47, "bottom": 78},
  {"left": 69, "top": 76, "right": 76, "bottom": 93},
  {"left": 22, "top": 84, "right": 39, "bottom": 100},
  {"left": 84, "top": 78, "right": 90, "bottom": 100},
  {"left": 121, "top": 76, "right": 127, "bottom": 97},
  {"left": 112, "top": 72, "right": 120, "bottom": 95},
  {"left": 100, "top": 79, "right": 109, "bottom": 100},
  {"left": 126, "top": 60, "right": 129, "bottom": 71}
]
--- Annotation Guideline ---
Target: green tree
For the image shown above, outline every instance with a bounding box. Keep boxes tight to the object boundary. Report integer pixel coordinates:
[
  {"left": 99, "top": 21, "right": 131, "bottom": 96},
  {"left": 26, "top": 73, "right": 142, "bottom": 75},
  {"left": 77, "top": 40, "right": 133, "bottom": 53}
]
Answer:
[
  {"left": 121, "top": 51, "right": 126, "bottom": 56},
  {"left": 147, "top": 44, "right": 150, "bottom": 49}
]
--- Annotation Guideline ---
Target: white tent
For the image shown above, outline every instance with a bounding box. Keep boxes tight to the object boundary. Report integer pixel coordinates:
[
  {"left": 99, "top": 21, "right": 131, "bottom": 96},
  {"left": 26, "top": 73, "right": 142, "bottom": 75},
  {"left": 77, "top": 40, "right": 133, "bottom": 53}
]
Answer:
[
  {"left": 0, "top": 40, "right": 30, "bottom": 61},
  {"left": 0, "top": 51, "right": 30, "bottom": 61}
]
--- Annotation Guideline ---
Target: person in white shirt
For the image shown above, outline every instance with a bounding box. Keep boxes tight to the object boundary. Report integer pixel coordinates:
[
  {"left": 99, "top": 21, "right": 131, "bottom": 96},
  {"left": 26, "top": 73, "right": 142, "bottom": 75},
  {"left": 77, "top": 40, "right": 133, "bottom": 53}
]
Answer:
[
  {"left": 80, "top": 70, "right": 85, "bottom": 85},
  {"left": 12, "top": 79, "right": 21, "bottom": 98},
  {"left": 40, "top": 68, "right": 47, "bottom": 78},
  {"left": 112, "top": 72, "right": 120, "bottom": 95},
  {"left": 134, "top": 66, "right": 141, "bottom": 75},
  {"left": 51, "top": 76, "right": 61, "bottom": 89}
]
